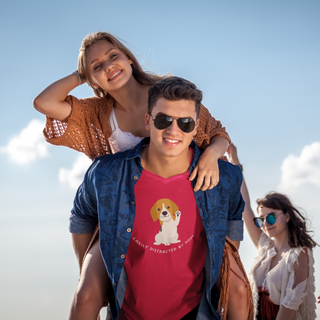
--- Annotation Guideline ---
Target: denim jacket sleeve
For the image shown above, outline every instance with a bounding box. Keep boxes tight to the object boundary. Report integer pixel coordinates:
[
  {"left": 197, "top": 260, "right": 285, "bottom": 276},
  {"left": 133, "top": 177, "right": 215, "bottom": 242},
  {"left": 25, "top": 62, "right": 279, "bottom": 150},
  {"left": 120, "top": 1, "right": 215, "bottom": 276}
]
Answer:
[
  {"left": 69, "top": 161, "right": 99, "bottom": 234},
  {"left": 226, "top": 164, "right": 244, "bottom": 241}
]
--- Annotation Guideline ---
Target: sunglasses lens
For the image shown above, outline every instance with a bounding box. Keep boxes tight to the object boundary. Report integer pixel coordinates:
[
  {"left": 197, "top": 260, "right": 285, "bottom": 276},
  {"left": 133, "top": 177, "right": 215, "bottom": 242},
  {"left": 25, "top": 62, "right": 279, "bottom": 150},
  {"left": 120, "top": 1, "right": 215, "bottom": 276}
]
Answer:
[
  {"left": 266, "top": 214, "right": 276, "bottom": 225},
  {"left": 153, "top": 114, "right": 172, "bottom": 130},
  {"left": 254, "top": 218, "right": 264, "bottom": 228},
  {"left": 177, "top": 118, "right": 195, "bottom": 133}
]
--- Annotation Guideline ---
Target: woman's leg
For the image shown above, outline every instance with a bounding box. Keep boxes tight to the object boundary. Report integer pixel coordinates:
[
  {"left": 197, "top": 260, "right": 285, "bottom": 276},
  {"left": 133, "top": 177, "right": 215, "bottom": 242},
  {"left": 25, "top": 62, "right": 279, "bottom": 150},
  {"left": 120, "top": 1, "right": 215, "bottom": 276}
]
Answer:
[
  {"left": 69, "top": 240, "right": 110, "bottom": 320},
  {"left": 216, "top": 241, "right": 253, "bottom": 320},
  {"left": 226, "top": 251, "right": 250, "bottom": 320}
]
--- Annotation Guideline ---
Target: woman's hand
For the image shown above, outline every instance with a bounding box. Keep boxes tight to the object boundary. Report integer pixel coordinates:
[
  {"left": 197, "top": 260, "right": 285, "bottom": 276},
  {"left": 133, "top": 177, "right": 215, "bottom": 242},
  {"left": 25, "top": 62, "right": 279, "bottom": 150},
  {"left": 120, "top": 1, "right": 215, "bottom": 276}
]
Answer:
[{"left": 189, "top": 145, "right": 220, "bottom": 191}]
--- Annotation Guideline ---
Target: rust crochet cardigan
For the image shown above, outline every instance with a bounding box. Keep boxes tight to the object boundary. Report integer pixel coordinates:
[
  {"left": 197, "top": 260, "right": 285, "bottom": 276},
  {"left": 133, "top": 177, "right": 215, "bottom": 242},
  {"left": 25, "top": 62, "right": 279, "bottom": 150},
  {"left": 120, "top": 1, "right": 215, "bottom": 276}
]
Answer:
[{"left": 44, "top": 95, "right": 231, "bottom": 160}]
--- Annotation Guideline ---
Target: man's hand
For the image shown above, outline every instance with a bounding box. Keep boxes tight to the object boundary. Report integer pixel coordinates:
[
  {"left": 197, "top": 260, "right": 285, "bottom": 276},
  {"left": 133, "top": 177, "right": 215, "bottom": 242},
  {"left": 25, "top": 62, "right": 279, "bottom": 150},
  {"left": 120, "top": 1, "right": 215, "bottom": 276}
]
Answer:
[{"left": 189, "top": 146, "right": 219, "bottom": 191}]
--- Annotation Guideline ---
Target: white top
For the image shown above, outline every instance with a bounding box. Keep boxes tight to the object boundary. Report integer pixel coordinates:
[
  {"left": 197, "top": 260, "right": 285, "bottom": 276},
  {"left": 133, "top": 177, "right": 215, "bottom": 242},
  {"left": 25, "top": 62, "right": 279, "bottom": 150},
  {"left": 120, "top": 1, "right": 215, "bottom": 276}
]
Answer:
[
  {"left": 108, "top": 108, "right": 144, "bottom": 153},
  {"left": 248, "top": 232, "right": 316, "bottom": 320}
]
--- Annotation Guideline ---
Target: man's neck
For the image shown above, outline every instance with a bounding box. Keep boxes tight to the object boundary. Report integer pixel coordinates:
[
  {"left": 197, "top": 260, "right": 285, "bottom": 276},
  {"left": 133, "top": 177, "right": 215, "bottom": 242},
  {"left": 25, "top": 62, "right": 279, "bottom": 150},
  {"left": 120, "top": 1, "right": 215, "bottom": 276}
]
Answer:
[{"left": 141, "top": 146, "right": 191, "bottom": 179}]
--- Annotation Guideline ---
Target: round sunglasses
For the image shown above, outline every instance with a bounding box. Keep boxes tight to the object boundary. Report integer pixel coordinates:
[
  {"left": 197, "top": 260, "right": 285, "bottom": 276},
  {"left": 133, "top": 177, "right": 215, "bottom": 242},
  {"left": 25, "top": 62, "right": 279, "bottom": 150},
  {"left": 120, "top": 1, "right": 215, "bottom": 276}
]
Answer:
[
  {"left": 149, "top": 113, "right": 196, "bottom": 133},
  {"left": 253, "top": 212, "right": 285, "bottom": 228}
]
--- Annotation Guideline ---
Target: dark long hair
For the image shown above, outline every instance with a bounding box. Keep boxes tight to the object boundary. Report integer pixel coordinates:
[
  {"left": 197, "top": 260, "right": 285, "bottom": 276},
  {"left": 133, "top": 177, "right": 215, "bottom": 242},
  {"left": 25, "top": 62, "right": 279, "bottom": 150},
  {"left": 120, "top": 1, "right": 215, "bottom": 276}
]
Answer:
[{"left": 256, "top": 192, "right": 318, "bottom": 249}]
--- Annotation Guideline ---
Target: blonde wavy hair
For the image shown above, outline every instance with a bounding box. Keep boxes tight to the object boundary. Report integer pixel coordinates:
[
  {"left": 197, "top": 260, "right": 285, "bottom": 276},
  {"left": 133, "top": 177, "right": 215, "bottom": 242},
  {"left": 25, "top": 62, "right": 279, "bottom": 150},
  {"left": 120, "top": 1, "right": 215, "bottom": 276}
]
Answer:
[{"left": 78, "top": 32, "right": 169, "bottom": 97}]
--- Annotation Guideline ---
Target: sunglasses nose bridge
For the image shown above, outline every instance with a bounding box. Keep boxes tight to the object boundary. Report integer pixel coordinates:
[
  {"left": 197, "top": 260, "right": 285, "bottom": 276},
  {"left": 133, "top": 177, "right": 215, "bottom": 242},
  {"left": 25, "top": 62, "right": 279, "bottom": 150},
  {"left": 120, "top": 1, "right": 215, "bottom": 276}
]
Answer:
[{"left": 165, "top": 118, "right": 180, "bottom": 133}]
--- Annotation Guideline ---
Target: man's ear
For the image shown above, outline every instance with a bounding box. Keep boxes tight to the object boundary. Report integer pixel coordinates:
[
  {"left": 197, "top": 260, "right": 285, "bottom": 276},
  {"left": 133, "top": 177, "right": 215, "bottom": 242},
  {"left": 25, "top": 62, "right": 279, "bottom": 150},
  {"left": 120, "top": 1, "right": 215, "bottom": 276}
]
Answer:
[
  {"left": 145, "top": 113, "right": 150, "bottom": 130},
  {"left": 193, "top": 119, "right": 200, "bottom": 136}
]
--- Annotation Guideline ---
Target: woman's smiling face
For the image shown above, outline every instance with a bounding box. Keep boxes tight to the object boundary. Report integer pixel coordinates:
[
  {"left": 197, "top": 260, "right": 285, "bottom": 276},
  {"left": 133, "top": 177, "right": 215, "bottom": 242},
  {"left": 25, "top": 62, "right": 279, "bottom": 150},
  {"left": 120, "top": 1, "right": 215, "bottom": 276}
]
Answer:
[
  {"left": 258, "top": 206, "right": 289, "bottom": 239},
  {"left": 86, "top": 40, "right": 133, "bottom": 92}
]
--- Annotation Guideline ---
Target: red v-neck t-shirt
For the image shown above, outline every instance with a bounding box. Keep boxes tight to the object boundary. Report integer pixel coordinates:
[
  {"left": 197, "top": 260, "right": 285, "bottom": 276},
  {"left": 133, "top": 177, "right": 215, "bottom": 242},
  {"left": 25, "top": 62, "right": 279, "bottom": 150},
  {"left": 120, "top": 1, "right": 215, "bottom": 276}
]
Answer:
[{"left": 119, "top": 150, "right": 207, "bottom": 320}]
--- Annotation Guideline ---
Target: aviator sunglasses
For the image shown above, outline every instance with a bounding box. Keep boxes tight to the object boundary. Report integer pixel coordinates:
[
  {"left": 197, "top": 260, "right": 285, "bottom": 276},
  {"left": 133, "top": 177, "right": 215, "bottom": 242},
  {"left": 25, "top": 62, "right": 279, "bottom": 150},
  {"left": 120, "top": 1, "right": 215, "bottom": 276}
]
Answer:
[
  {"left": 253, "top": 212, "right": 285, "bottom": 228},
  {"left": 149, "top": 113, "right": 196, "bottom": 133}
]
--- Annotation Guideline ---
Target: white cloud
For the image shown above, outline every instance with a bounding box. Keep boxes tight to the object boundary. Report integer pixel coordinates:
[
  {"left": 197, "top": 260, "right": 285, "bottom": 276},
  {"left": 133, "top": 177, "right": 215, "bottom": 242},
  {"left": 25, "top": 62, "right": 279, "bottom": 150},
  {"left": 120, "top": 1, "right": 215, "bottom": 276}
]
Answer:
[
  {"left": 58, "top": 154, "right": 92, "bottom": 189},
  {"left": 0, "top": 119, "right": 48, "bottom": 164},
  {"left": 278, "top": 142, "right": 320, "bottom": 191}
]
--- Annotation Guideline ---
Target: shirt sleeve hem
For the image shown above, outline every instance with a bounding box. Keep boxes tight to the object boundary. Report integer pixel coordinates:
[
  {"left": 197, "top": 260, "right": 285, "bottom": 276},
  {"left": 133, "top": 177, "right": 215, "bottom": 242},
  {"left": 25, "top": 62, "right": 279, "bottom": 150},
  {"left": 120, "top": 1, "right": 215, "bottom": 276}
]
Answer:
[
  {"left": 69, "top": 214, "right": 97, "bottom": 234},
  {"left": 227, "top": 220, "right": 244, "bottom": 241}
]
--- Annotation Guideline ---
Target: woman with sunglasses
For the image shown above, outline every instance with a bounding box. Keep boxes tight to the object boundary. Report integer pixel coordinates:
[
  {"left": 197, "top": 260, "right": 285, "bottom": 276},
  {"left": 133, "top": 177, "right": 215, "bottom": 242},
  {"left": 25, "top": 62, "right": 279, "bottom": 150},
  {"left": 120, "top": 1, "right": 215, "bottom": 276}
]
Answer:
[
  {"left": 34, "top": 32, "right": 234, "bottom": 319},
  {"left": 227, "top": 144, "right": 317, "bottom": 320}
]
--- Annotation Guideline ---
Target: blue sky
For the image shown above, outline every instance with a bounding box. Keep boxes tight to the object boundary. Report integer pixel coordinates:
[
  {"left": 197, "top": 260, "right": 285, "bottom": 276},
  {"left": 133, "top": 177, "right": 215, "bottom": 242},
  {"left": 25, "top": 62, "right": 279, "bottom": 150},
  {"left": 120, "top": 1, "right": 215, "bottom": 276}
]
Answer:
[{"left": 0, "top": 0, "right": 319, "bottom": 318}]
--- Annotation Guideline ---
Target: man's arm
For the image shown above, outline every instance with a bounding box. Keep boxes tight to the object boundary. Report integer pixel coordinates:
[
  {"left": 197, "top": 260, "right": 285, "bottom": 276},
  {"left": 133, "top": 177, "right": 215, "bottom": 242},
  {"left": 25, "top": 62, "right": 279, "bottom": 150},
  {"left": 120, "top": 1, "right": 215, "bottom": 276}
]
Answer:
[
  {"left": 226, "top": 164, "right": 245, "bottom": 243},
  {"left": 227, "top": 144, "right": 262, "bottom": 248},
  {"left": 72, "top": 233, "right": 94, "bottom": 270}
]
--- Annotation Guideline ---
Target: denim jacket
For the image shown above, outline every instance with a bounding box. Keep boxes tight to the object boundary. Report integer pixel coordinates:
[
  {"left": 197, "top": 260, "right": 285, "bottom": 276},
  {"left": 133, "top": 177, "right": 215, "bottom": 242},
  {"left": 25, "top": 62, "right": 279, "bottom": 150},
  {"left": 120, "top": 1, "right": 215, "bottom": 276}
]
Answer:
[{"left": 71, "top": 138, "right": 244, "bottom": 320}]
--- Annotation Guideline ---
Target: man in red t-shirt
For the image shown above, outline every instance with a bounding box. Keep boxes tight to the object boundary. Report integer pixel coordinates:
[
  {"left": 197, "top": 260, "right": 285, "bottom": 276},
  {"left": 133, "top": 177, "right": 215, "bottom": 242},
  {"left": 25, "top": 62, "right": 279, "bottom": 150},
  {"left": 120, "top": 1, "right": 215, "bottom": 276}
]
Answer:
[
  {"left": 116, "top": 77, "right": 251, "bottom": 320},
  {"left": 71, "top": 76, "right": 252, "bottom": 320}
]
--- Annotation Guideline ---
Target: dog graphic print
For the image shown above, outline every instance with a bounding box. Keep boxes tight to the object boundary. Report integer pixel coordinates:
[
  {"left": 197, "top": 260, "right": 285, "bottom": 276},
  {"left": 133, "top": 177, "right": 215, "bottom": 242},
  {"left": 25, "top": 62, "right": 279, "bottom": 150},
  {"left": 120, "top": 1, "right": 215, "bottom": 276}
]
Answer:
[{"left": 150, "top": 198, "right": 181, "bottom": 246}]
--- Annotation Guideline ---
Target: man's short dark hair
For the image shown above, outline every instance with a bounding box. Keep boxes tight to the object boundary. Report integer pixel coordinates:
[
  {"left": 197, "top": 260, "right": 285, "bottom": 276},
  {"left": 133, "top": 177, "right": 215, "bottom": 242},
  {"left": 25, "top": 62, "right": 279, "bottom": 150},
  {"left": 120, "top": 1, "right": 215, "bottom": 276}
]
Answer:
[{"left": 148, "top": 77, "right": 203, "bottom": 117}]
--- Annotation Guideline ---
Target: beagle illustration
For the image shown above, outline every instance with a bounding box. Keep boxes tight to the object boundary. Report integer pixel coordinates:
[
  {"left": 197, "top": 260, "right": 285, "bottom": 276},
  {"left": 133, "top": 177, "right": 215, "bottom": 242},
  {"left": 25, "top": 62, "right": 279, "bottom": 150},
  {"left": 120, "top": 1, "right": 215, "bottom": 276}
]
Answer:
[{"left": 150, "top": 198, "right": 181, "bottom": 246}]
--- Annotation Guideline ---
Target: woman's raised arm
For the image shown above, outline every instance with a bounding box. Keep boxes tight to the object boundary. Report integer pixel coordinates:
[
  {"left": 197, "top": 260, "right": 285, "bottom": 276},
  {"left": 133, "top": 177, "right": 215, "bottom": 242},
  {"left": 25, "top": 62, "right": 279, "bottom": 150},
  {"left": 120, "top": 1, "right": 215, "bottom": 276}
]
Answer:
[{"left": 33, "top": 72, "right": 83, "bottom": 121}]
